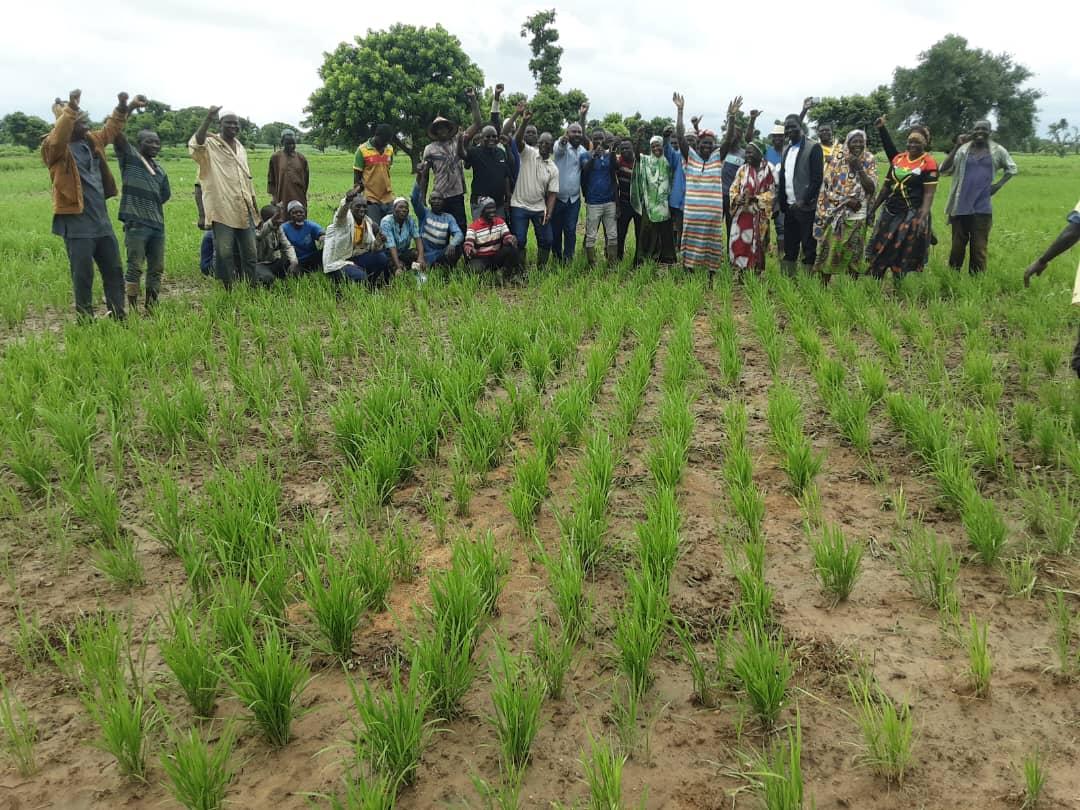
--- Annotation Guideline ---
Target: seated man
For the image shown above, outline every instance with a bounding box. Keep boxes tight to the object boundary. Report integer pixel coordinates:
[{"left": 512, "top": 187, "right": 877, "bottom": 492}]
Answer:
[
  {"left": 464, "top": 196, "right": 521, "bottom": 280},
  {"left": 254, "top": 204, "right": 298, "bottom": 285},
  {"left": 411, "top": 170, "right": 463, "bottom": 268},
  {"left": 380, "top": 197, "right": 426, "bottom": 277},
  {"left": 281, "top": 200, "right": 324, "bottom": 273},
  {"left": 322, "top": 188, "right": 390, "bottom": 285}
]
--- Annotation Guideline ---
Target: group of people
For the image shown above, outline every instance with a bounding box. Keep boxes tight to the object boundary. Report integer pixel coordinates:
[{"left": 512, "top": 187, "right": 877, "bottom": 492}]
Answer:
[{"left": 37, "top": 88, "right": 1078, "bottom": 377}]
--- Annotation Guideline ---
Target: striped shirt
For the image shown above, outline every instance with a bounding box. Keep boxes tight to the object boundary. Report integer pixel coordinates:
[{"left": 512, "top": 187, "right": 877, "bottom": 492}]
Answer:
[
  {"left": 465, "top": 217, "right": 512, "bottom": 257},
  {"left": 411, "top": 182, "right": 463, "bottom": 249},
  {"left": 116, "top": 139, "right": 171, "bottom": 230}
]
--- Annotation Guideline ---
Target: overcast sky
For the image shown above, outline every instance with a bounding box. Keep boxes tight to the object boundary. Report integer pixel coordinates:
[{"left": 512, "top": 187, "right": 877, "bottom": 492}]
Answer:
[{"left": 3, "top": 1, "right": 1075, "bottom": 136}]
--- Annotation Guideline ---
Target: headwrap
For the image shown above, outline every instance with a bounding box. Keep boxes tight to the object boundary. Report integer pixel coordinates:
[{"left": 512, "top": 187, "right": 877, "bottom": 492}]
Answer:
[
  {"left": 477, "top": 196, "right": 496, "bottom": 211},
  {"left": 907, "top": 130, "right": 927, "bottom": 145},
  {"left": 697, "top": 129, "right": 717, "bottom": 140},
  {"left": 287, "top": 200, "right": 304, "bottom": 213},
  {"left": 747, "top": 140, "right": 767, "bottom": 159},
  {"left": 393, "top": 196, "right": 408, "bottom": 208},
  {"left": 770, "top": 124, "right": 785, "bottom": 136},
  {"left": 845, "top": 129, "right": 867, "bottom": 147},
  {"left": 908, "top": 125, "right": 931, "bottom": 146},
  {"left": 218, "top": 109, "right": 239, "bottom": 120},
  {"left": 649, "top": 135, "right": 663, "bottom": 147}
]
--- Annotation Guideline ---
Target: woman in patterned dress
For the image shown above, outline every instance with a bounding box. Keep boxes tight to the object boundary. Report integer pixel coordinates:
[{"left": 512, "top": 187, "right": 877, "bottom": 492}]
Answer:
[
  {"left": 674, "top": 92, "right": 729, "bottom": 275},
  {"left": 868, "top": 126, "right": 938, "bottom": 278},
  {"left": 813, "top": 129, "right": 877, "bottom": 279},
  {"left": 727, "top": 142, "right": 774, "bottom": 273}
]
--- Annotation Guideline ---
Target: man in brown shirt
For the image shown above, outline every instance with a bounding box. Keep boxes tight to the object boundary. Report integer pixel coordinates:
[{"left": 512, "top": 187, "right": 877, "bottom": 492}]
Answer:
[{"left": 267, "top": 129, "right": 309, "bottom": 209}]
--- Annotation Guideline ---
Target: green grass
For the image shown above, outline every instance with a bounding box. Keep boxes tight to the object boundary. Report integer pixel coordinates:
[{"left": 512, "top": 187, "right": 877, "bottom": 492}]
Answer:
[
  {"left": 226, "top": 624, "right": 310, "bottom": 747},
  {"left": 160, "top": 723, "right": 238, "bottom": 810},
  {"left": 810, "top": 522, "right": 864, "bottom": 605}
]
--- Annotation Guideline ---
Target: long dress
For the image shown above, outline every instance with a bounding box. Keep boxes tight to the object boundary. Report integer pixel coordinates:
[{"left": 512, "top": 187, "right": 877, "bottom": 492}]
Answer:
[
  {"left": 727, "top": 163, "right": 774, "bottom": 271},
  {"left": 267, "top": 150, "right": 309, "bottom": 208},
  {"left": 681, "top": 146, "right": 727, "bottom": 271},
  {"left": 813, "top": 147, "right": 877, "bottom": 275},
  {"left": 631, "top": 150, "right": 676, "bottom": 264},
  {"left": 868, "top": 152, "right": 939, "bottom": 277}
]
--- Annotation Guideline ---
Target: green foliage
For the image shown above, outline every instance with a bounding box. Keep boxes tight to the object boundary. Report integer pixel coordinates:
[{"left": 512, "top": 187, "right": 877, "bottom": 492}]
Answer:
[
  {"left": 890, "top": 34, "right": 1041, "bottom": 148},
  {"left": 808, "top": 86, "right": 892, "bottom": 149},
  {"left": 520, "top": 9, "right": 563, "bottom": 88},
  {"left": 350, "top": 659, "right": 431, "bottom": 791},
  {"left": 0, "top": 112, "right": 51, "bottom": 150},
  {"left": 306, "top": 24, "right": 484, "bottom": 159},
  {"left": 160, "top": 723, "right": 238, "bottom": 810}
]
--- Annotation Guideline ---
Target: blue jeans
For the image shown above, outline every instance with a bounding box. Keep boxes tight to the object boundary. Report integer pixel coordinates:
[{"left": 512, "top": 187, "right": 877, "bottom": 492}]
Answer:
[
  {"left": 550, "top": 196, "right": 581, "bottom": 261},
  {"left": 509, "top": 207, "right": 552, "bottom": 254}
]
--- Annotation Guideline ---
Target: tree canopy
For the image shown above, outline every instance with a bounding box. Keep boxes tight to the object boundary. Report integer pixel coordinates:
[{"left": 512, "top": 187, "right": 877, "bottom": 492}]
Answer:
[
  {"left": 305, "top": 24, "right": 484, "bottom": 165},
  {"left": 1, "top": 112, "right": 51, "bottom": 150},
  {"left": 891, "top": 34, "right": 1041, "bottom": 149},
  {"left": 521, "top": 9, "right": 562, "bottom": 89},
  {"left": 807, "top": 86, "right": 892, "bottom": 150}
]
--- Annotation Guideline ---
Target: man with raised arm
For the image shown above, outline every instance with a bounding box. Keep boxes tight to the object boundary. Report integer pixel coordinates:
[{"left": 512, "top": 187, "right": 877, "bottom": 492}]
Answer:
[
  {"left": 461, "top": 84, "right": 513, "bottom": 220},
  {"left": 423, "top": 104, "right": 468, "bottom": 233},
  {"left": 1023, "top": 199, "right": 1080, "bottom": 378},
  {"left": 189, "top": 107, "right": 258, "bottom": 289},
  {"left": 114, "top": 125, "right": 170, "bottom": 313},
  {"left": 509, "top": 108, "right": 559, "bottom": 269},
  {"left": 551, "top": 101, "right": 590, "bottom": 263},
  {"left": 43, "top": 89, "right": 143, "bottom": 320}
]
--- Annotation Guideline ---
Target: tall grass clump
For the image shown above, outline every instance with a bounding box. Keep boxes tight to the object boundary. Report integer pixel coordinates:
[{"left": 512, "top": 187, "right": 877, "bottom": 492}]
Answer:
[
  {"left": 961, "top": 491, "right": 1008, "bottom": 566},
  {"left": 198, "top": 461, "right": 281, "bottom": 580},
  {"left": 160, "top": 603, "right": 222, "bottom": 717},
  {"left": 542, "top": 540, "right": 590, "bottom": 642},
  {"left": 532, "top": 612, "right": 574, "bottom": 699},
  {"left": 747, "top": 714, "right": 805, "bottom": 810},
  {"left": 0, "top": 676, "right": 37, "bottom": 776},
  {"left": 810, "top": 523, "right": 863, "bottom": 605},
  {"left": 636, "top": 485, "right": 681, "bottom": 593},
  {"left": 612, "top": 569, "right": 669, "bottom": 698},
  {"left": 966, "top": 614, "right": 991, "bottom": 697},
  {"left": 893, "top": 525, "right": 960, "bottom": 618},
  {"left": 848, "top": 676, "right": 915, "bottom": 784},
  {"left": 226, "top": 624, "right": 310, "bottom": 747},
  {"left": 160, "top": 723, "right": 238, "bottom": 810},
  {"left": 581, "top": 731, "right": 625, "bottom": 810},
  {"left": 451, "top": 531, "right": 509, "bottom": 616},
  {"left": 487, "top": 640, "right": 546, "bottom": 785},
  {"left": 303, "top": 552, "right": 365, "bottom": 661},
  {"left": 1021, "top": 750, "right": 1045, "bottom": 809},
  {"left": 730, "top": 622, "right": 792, "bottom": 727},
  {"left": 508, "top": 451, "right": 549, "bottom": 536},
  {"left": 767, "top": 384, "right": 823, "bottom": 495},
  {"left": 350, "top": 658, "right": 431, "bottom": 791}
]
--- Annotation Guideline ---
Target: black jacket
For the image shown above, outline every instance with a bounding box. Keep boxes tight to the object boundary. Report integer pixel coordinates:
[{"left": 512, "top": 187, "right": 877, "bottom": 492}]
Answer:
[{"left": 777, "top": 138, "right": 824, "bottom": 213}]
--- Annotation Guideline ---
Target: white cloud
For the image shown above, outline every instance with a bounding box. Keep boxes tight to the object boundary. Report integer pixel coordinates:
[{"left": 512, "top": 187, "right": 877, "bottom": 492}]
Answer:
[{"left": 2, "top": 1, "right": 1075, "bottom": 134}]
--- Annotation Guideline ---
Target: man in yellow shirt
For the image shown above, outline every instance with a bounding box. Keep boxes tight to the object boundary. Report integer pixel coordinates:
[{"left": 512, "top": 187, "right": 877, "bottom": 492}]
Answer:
[
  {"left": 1023, "top": 198, "right": 1080, "bottom": 377},
  {"left": 353, "top": 124, "right": 395, "bottom": 223},
  {"left": 189, "top": 107, "right": 258, "bottom": 288}
]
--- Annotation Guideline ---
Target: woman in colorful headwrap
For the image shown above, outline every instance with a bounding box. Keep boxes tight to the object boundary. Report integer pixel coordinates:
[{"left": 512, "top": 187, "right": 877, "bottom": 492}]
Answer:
[
  {"left": 674, "top": 92, "right": 728, "bottom": 274},
  {"left": 727, "top": 141, "right": 774, "bottom": 273},
  {"left": 631, "top": 134, "right": 677, "bottom": 264},
  {"left": 813, "top": 129, "right": 877, "bottom": 280},
  {"left": 868, "top": 126, "right": 938, "bottom": 278}
]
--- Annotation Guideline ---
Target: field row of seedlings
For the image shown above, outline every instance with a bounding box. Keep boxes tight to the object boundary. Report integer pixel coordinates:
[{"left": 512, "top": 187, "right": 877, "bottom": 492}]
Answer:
[{"left": 752, "top": 269, "right": 1075, "bottom": 807}]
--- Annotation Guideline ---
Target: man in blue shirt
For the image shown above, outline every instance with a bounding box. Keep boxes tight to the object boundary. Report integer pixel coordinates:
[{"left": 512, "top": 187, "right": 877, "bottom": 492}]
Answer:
[
  {"left": 411, "top": 169, "right": 463, "bottom": 268},
  {"left": 281, "top": 201, "right": 324, "bottom": 273},
  {"left": 551, "top": 102, "right": 590, "bottom": 262},
  {"left": 380, "top": 197, "right": 425, "bottom": 276},
  {"left": 580, "top": 128, "right": 619, "bottom": 265}
]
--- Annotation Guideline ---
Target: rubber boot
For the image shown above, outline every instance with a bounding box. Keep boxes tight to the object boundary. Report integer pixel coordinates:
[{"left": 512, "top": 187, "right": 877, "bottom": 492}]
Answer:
[
  {"left": 585, "top": 246, "right": 597, "bottom": 267},
  {"left": 605, "top": 244, "right": 618, "bottom": 266},
  {"left": 780, "top": 260, "right": 797, "bottom": 278},
  {"left": 125, "top": 281, "right": 140, "bottom": 314},
  {"left": 145, "top": 289, "right": 158, "bottom": 314},
  {"left": 537, "top": 247, "right": 550, "bottom": 270}
]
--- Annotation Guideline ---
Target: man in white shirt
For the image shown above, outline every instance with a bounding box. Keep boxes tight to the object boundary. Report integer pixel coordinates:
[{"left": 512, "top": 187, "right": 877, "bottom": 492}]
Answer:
[
  {"left": 776, "top": 114, "right": 824, "bottom": 275},
  {"left": 509, "top": 109, "right": 559, "bottom": 269}
]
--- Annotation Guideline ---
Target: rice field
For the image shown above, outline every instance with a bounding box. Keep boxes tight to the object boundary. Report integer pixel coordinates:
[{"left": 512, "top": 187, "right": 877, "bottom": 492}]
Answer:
[{"left": 1, "top": 146, "right": 1079, "bottom": 809}]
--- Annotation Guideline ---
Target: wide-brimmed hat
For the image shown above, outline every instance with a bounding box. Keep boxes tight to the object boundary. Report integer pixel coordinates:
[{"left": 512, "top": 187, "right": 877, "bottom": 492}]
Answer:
[{"left": 428, "top": 116, "right": 458, "bottom": 139}]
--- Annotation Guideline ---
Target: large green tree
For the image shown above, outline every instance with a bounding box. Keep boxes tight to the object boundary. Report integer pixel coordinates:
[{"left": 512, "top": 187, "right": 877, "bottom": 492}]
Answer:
[
  {"left": 891, "top": 35, "right": 1041, "bottom": 149},
  {"left": 808, "top": 86, "right": 892, "bottom": 150},
  {"left": 1, "top": 112, "right": 51, "bottom": 150},
  {"left": 305, "top": 24, "right": 484, "bottom": 167}
]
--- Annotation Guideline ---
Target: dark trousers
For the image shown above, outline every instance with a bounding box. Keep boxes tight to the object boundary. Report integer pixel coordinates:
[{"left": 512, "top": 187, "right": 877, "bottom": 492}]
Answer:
[
  {"left": 617, "top": 205, "right": 641, "bottom": 261},
  {"left": 782, "top": 207, "right": 817, "bottom": 268},
  {"left": 948, "top": 214, "right": 992, "bottom": 274},
  {"left": 468, "top": 244, "right": 522, "bottom": 275},
  {"left": 1072, "top": 324, "right": 1080, "bottom": 378},
  {"left": 342, "top": 252, "right": 392, "bottom": 285},
  {"left": 211, "top": 222, "right": 257, "bottom": 289},
  {"left": 635, "top": 218, "right": 676, "bottom": 265},
  {"left": 123, "top": 224, "right": 165, "bottom": 301},
  {"left": 297, "top": 253, "right": 323, "bottom": 274},
  {"left": 550, "top": 197, "right": 581, "bottom": 261},
  {"left": 444, "top": 194, "right": 468, "bottom": 234},
  {"left": 65, "top": 234, "right": 126, "bottom": 319}
]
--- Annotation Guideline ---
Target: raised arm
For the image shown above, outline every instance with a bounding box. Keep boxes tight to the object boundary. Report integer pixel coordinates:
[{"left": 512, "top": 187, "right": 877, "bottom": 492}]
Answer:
[
  {"left": 719, "top": 96, "right": 743, "bottom": 156},
  {"left": 504, "top": 99, "right": 525, "bottom": 137},
  {"left": 799, "top": 96, "right": 813, "bottom": 123},
  {"left": 94, "top": 92, "right": 138, "bottom": 148},
  {"left": 745, "top": 108, "right": 761, "bottom": 144},
  {"left": 673, "top": 92, "right": 688, "bottom": 161},
  {"left": 41, "top": 89, "right": 80, "bottom": 166},
  {"left": 489, "top": 83, "right": 504, "bottom": 130},
  {"left": 939, "top": 135, "right": 968, "bottom": 175},
  {"left": 874, "top": 115, "right": 898, "bottom": 161},
  {"left": 1024, "top": 215, "right": 1080, "bottom": 286},
  {"left": 514, "top": 108, "right": 531, "bottom": 151},
  {"left": 578, "top": 101, "right": 589, "bottom": 130},
  {"left": 194, "top": 106, "right": 221, "bottom": 146},
  {"left": 460, "top": 87, "right": 483, "bottom": 156},
  {"left": 410, "top": 178, "right": 428, "bottom": 222}
]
